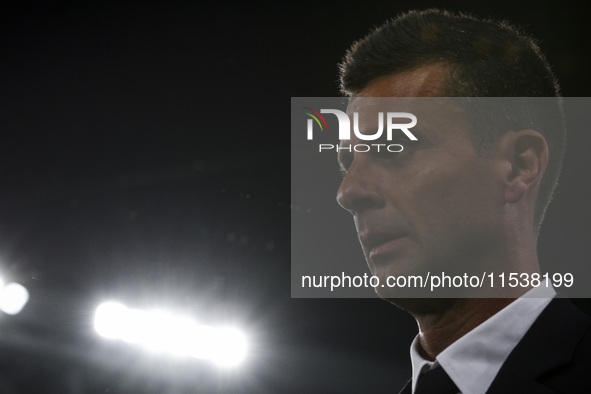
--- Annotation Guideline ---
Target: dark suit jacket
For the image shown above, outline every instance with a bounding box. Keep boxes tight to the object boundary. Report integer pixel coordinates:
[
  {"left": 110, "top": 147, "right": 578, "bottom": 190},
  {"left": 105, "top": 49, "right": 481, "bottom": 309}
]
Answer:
[{"left": 399, "top": 298, "right": 591, "bottom": 393}]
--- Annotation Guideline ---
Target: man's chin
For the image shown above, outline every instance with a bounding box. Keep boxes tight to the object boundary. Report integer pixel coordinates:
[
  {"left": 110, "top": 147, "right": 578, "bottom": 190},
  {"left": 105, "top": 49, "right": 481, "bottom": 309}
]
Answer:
[{"left": 380, "top": 297, "right": 458, "bottom": 315}]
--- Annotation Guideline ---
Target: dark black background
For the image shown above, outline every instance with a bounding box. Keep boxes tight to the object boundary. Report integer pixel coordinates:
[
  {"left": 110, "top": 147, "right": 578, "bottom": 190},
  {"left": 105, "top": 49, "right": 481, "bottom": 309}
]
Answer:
[{"left": 0, "top": 1, "right": 589, "bottom": 393}]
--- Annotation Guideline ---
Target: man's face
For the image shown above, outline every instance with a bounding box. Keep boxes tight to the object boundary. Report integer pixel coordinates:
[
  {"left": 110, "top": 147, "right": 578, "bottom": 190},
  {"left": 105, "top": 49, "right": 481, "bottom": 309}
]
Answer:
[{"left": 336, "top": 64, "right": 506, "bottom": 297}]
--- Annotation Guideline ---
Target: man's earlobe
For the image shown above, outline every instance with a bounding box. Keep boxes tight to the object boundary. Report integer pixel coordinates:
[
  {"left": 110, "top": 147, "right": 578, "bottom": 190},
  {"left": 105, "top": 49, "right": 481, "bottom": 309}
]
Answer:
[{"left": 504, "top": 130, "right": 549, "bottom": 204}]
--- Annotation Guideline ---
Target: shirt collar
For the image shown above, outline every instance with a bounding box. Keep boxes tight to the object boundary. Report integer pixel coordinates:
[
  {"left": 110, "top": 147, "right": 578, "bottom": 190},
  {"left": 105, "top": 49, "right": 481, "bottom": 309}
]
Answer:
[{"left": 409, "top": 285, "right": 555, "bottom": 394}]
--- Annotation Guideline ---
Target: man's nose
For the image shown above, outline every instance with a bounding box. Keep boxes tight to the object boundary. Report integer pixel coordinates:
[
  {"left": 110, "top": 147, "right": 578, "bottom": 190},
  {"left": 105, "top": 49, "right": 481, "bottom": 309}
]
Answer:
[{"left": 336, "top": 161, "right": 383, "bottom": 213}]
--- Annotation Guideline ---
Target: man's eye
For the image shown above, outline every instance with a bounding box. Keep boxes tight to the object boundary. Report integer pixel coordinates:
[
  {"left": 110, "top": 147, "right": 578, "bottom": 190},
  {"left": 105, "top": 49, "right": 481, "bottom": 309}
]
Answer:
[{"left": 372, "top": 145, "right": 405, "bottom": 158}]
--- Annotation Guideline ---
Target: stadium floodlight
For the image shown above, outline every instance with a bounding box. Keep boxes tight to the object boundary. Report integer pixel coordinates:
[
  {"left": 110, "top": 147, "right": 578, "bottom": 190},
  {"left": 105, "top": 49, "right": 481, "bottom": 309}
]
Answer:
[
  {"left": 94, "top": 301, "right": 247, "bottom": 366},
  {"left": 0, "top": 282, "right": 30, "bottom": 315}
]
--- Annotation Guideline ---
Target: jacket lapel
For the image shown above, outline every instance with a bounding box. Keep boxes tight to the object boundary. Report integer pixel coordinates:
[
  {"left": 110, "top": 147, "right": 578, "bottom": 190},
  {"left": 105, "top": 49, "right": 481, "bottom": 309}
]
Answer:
[{"left": 398, "top": 379, "right": 412, "bottom": 394}]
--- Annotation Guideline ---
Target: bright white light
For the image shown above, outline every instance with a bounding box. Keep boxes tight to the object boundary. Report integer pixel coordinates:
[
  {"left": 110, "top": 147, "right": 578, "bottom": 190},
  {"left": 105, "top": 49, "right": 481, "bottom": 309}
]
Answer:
[
  {"left": 0, "top": 282, "right": 30, "bottom": 315},
  {"left": 209, "top": 327, "right": 248, "bottom": 366},
  {"left": 94, "top": 302, "right": 128, "bottom": 339},
  {"left": 93, "top": 302, "right": 247, "bottom": 366}
]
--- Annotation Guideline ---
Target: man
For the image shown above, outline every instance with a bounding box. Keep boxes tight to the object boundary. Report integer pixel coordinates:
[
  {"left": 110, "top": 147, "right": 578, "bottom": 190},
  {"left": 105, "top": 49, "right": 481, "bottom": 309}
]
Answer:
[{"left": 336, "top": 10, "right": 591, "bottom": 393}]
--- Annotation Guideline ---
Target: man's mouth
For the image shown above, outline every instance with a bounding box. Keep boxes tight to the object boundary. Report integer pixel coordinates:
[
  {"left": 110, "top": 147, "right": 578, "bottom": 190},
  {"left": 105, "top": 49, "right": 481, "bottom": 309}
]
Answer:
[{"left": 360, "top": 232, "right": 408, "bottom": 260}]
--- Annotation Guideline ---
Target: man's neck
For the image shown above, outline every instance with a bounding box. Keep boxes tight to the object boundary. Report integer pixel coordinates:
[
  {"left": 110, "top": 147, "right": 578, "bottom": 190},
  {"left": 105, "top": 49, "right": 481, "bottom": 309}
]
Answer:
[
  {"left": 411, "top": 298, "right": 517, "bottom": 360},
  {"left": 401, "top": 228, "right": 541, "bottom": 360}
]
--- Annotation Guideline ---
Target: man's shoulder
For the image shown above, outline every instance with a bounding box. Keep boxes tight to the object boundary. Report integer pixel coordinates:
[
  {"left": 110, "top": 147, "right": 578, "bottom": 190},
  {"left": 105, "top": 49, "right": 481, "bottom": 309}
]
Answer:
[
  {"left": 563, "top": 299, "right": 591, "bottom": 362},
  {"left": 488, "top": 298, "right": 591, "bottom": 393},
  {"left": 538, "top": 298, "right": 591, "bottom": 392}
]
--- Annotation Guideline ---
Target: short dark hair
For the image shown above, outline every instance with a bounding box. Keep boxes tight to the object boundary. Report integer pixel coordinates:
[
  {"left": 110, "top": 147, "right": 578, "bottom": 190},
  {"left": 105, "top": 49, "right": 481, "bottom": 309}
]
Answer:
[{"left": 339, "top": 9, "right": 566, "bottom": 231}]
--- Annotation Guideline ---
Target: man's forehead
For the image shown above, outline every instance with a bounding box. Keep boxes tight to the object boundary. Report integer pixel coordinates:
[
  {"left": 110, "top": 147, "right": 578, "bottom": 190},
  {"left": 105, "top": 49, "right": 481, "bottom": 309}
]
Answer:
[
  {"left": 345, "top": 96, "right": 464, "bottom": 134},
  {"left": 346, "top": 63, "right": 452, "bottom": 120},
  {"left": 352, "top": 63, "right": 450, "bottom": 99}
]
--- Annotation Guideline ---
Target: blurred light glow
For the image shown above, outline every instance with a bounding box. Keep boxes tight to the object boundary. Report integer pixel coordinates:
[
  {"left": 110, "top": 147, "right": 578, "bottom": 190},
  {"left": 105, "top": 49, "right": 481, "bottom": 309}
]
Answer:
[
  {"left": 0, "top": 282, "right": 30, "bottom": 315},
  {"left": 94, "top": 302, "right": 247, "bottom": 366},
  {"left": 210, "top": 327, "right": 248, "bottom": 366},
  {"left": 94, "top": 302, "right": 128, "bottom": 339}
]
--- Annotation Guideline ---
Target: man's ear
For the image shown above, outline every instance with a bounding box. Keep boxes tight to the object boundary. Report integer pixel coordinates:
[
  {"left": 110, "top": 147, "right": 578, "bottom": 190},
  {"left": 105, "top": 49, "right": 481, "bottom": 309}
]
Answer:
[{"left": 502, "top": 129, "right": 549, "bottom": 204}]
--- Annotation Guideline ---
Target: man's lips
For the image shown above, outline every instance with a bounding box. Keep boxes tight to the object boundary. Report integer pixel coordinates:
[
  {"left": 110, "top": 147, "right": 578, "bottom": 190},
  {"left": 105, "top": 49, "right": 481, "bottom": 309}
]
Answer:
[{"left": 360, "top": 232, "right": 408, "bottom": 259}]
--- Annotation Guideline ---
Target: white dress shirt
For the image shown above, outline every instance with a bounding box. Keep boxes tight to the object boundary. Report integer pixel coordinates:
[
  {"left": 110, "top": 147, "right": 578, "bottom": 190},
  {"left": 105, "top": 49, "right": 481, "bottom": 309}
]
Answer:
[{"left": 409, "top": 285, "right": 556, "bottom": 394}]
